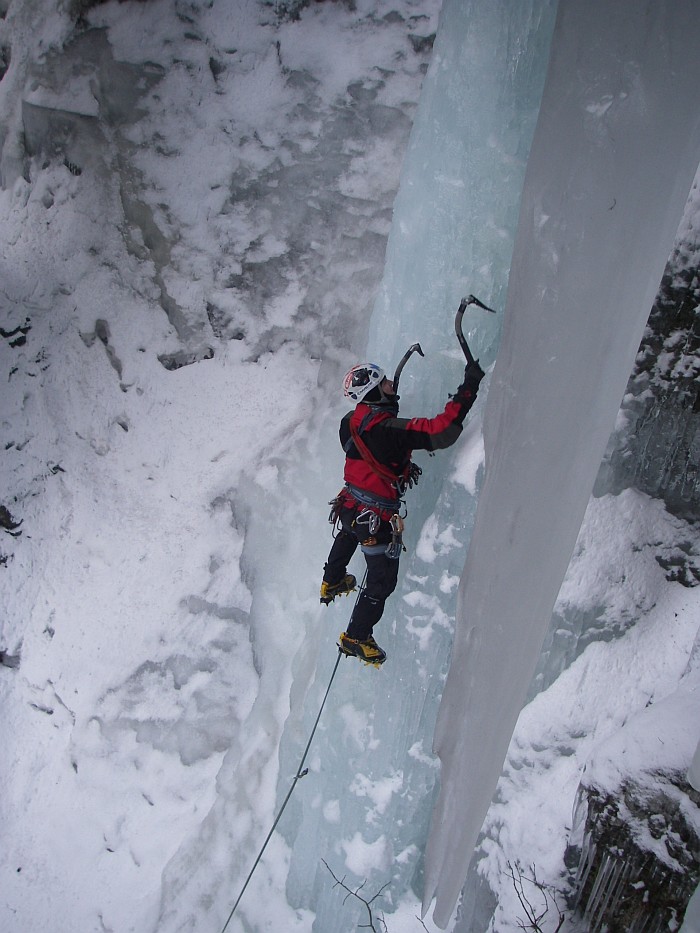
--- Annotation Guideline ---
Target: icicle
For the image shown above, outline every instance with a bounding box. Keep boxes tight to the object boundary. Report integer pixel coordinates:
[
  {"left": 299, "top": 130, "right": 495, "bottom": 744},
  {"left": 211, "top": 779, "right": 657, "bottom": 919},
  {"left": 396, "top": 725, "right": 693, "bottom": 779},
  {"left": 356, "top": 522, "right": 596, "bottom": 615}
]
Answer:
[
  {"left": 584, "top": 851, "right": 616, "bottom": 931},
  {"left": 598, "top": 858, "right": 634, "bottom": 926},
  {"left": 572, "top": 830, "right": 596, "bottom": 912},
  {"left": 571, "top": 782, "right": 588, "bottom": 833}
]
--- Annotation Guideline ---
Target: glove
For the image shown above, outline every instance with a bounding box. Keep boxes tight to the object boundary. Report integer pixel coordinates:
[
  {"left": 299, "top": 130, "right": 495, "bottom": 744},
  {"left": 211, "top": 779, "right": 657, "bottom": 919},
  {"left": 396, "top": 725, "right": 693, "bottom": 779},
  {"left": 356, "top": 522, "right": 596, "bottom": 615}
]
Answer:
[{"left": 457, "top": 359, "right": 485, "bottom": 396}]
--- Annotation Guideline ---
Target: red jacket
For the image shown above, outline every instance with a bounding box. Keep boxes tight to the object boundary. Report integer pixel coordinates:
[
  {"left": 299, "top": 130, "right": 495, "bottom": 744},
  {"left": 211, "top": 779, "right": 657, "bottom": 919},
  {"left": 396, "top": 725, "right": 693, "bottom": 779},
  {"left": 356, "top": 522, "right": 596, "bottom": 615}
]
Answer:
[{"left": 340, "top": 383, "right": 478, "bottom": 504}]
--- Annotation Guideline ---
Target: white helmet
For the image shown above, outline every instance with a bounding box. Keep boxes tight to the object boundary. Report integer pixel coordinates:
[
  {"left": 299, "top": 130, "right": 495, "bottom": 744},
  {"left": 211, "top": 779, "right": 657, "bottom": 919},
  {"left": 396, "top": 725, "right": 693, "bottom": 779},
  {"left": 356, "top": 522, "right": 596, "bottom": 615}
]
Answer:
[{"left": 343, "top": 362, "right": 385, "bottom": 403}]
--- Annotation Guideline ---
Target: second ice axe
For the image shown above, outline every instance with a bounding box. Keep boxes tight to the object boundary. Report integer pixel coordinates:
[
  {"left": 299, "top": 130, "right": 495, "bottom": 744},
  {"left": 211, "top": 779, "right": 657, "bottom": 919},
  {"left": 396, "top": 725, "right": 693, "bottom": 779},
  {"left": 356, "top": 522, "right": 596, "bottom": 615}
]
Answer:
[{"left": 455, "top": 294, "right": 496, "bottom": 365}]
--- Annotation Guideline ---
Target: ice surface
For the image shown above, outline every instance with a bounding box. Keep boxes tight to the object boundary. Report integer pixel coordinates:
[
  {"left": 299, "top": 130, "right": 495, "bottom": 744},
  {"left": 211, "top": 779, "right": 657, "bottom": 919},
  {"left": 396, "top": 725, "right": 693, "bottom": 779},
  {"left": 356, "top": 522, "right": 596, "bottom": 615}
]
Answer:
[
  {"left": 369, "top": 0, "right": 558, "bottom": 378},
  {"left": 423, "top": 0, "right": 700, "bottom": 926},
  {"left": 690, "top": 740, "right": 700, "bottom": 792},
  {"left": 682, "top": 885, "right": 700, "bottom": 933},
  {"left": 276, "top": 1, "right": 558, "bottom": 930}
]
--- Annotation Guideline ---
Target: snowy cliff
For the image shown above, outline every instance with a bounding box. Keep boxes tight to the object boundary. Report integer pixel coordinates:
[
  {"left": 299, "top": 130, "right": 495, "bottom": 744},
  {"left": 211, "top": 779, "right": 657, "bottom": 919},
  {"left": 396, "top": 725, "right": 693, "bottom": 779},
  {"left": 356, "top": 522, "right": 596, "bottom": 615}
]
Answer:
[
  {"left": 1, "top": 0, "right": 699, "bottom": 932},
  {"left": 0, "top": 1, "right": 442, "bottom": 930}
]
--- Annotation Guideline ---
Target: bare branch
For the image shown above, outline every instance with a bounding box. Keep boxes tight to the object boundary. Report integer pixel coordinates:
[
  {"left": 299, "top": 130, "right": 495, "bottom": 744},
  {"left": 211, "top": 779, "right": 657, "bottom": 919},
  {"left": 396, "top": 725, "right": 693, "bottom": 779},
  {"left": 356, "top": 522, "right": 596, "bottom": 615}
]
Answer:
[
  {"left": 322, "top": 860, "right": 388, "bottom": 933},
  {"left": 506, "top": 861, "right": 566, "bottom": 933}
]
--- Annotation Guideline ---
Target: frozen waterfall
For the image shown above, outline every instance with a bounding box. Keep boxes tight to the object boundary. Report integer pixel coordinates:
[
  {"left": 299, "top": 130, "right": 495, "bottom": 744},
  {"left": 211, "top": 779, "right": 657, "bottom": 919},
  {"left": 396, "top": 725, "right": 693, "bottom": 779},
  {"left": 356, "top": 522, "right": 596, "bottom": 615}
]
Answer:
[
  {"left": 422, "top": 0, "right": 700, "bottom": 926},
  {"left": 278, "top": 1, "right": 557, "bottom": 930},
  {"left": 2, "top": 0, "right": 698, "bottom": 929},
  {"left": 368, "top": 0, "right": 558, "bottom": 372}
]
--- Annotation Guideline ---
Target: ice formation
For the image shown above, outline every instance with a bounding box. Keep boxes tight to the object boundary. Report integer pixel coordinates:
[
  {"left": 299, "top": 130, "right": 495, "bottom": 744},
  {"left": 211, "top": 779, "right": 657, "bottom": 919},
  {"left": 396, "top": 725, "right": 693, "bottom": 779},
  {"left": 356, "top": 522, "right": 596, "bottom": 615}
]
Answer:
[
  {"left": 691, "top": 741, "right": 700, "bottom": 792},
  {"left": 1, "top": 0, "right": 700, "bottom": 930},
  {"left": 276, "top": 1, "right": 557, "bottom": 929},
  {"left": 683, "top": 886, "right": 700, "bottom": 933},
  {"left": 423, "top": 0, "right": 700, "bottom": 925}
]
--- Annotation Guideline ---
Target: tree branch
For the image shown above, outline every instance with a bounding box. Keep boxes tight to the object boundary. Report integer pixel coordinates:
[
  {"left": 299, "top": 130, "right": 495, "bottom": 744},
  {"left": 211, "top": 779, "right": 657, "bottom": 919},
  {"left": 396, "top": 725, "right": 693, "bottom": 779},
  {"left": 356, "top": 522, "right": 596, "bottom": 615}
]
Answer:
[
  {"left": 322, "top": 860, "right": 389, "bottom": 933},
  {"left": 507, "top": 861, "right": 566, "bottom": 932}
]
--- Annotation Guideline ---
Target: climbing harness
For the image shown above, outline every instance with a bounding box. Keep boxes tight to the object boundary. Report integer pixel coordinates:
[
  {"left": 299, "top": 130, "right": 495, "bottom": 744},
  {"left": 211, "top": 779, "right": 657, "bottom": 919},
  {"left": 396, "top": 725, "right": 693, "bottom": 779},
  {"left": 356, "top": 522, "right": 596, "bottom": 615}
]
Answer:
[
  {"left": 345, "top": 483, "right": 402, "bottom": 515},
  {"left": 220, "top": 572, "right": 368, "bottom": 933},
  {"left": 328, "top": 488, "right": 407, "bottom": 560}
]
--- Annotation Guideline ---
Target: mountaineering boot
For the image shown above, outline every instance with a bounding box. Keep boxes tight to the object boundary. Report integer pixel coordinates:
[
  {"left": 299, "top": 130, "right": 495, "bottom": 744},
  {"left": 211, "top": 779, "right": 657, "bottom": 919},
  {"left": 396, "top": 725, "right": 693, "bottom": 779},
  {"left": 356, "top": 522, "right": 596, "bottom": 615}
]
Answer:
[
  {"left": 338, "top": 632, "right": 387, "bottom": 667},
  {"left": 320, "top": 574, "right": 357, "bottom": 605}
]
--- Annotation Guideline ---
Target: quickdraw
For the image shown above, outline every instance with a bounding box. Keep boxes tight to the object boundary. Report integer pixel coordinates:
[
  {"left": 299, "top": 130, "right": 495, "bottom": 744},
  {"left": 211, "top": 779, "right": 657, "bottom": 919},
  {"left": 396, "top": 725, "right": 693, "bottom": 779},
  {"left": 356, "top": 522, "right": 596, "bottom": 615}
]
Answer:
[
  {"left": 355, "top": 508, "right": 381, "bottom": 537},
  {"left": 327, "top": 493, "right": 344, "bottom": 533},
  {"left": 386, "top": 513, "right": 405, "bottom": 559}
]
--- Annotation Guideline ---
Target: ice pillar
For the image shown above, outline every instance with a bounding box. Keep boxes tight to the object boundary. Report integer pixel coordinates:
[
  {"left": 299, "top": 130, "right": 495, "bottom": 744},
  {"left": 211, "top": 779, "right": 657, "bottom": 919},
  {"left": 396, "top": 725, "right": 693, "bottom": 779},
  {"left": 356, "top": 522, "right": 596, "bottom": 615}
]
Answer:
[
  {"left": 368, "top": 0, "right": 557, "bottom": 379},
  {"left": 423, "top": 0, "right": 700, "bottom": 926},
  {"left": 689, "top": 738, "right": 700, "bottom": 792},
  {"left": 681, "top": 885, "right": 700, "bottom": 933}
]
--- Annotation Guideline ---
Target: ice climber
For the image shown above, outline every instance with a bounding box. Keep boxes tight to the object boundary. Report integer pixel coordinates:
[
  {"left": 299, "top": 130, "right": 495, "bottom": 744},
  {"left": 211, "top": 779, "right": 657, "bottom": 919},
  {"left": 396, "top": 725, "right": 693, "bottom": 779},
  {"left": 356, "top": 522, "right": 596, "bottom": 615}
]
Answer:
[{"left": 320, "top": 357, "right": 485, "bottom": 665}]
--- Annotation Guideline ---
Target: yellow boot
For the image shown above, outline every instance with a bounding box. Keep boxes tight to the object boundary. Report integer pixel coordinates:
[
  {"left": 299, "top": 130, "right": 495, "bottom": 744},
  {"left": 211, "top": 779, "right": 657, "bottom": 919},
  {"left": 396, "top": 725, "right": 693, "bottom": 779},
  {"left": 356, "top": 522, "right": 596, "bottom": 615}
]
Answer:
[
  {"left": 320, "top": 574, "right": 356, "bottom": 605},
  {"left": 338, "top": 632, "right": 387, "bottom": 667}
]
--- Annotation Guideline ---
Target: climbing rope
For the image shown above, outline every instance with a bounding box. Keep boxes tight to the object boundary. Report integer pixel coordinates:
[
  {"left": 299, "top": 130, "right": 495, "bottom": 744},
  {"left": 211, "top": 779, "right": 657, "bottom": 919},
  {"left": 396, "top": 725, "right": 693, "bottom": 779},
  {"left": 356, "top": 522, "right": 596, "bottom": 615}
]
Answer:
[{"left": 220, "top": 572, "right": 366, "bottom": 933}]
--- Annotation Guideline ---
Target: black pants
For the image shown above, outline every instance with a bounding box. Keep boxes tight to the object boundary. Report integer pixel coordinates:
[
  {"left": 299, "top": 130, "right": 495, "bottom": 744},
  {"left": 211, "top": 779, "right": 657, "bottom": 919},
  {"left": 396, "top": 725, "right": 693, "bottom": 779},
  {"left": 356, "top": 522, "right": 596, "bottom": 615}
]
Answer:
[{"left": 323, "top": 503, "right": 400, "bottom": 642}]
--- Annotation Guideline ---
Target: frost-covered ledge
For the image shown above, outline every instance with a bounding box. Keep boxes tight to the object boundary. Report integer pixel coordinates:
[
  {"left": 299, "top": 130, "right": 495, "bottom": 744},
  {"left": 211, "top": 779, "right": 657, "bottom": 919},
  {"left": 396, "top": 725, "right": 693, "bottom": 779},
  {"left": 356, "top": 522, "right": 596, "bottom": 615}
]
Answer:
[{"left": 571, "top": 652, "right": 700, "bottom": 931}]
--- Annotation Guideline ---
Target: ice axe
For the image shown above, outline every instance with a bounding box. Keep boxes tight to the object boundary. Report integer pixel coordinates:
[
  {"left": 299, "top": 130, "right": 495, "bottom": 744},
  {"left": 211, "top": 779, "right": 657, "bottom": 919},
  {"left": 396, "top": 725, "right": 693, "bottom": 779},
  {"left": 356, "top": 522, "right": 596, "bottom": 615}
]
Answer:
[
  {"left": 455, "top": 294, "right": 496, "bottom": 365},
  {"left": 392, "top": 341, "right": 425, "bottom": 393}
]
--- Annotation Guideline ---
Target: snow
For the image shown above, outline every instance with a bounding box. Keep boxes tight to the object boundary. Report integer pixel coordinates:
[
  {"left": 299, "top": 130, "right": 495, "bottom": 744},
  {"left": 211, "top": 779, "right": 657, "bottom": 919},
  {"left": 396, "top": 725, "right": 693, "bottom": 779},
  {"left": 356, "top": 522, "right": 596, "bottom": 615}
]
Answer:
[
  {"left": 1, "top": 0, "right": 700, "bottom": 932},
  {"left": 397, "top": 487, "right": 700, "bottom": 931},
  {"left": 0, "top": 0, "right": 440, "bottom": 930},
  {"left": 341, "top": 831, "right": 392, "bottom": 876}
]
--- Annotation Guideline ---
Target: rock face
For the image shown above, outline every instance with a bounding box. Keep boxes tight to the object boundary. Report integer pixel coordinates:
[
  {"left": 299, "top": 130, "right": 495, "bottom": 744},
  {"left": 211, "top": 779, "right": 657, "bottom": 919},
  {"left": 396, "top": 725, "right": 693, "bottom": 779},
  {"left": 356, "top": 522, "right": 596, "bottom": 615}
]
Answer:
[
  {"left": 569, "top": 652, "right": 700, "bottom": 932},
  {"left": 572, "top": 777, "right": 700, "bottom": 932},
  {"left": 595, "top": 171, "right": 700, "bottom": 523}
]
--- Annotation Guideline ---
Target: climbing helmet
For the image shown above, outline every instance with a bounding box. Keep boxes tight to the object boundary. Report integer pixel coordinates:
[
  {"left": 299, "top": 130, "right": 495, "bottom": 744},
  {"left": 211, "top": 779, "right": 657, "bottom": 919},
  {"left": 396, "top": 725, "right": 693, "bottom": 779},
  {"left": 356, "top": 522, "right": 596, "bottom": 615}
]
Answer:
[{"left": 343, "top": 363, "right": 385, "bottom": 403}]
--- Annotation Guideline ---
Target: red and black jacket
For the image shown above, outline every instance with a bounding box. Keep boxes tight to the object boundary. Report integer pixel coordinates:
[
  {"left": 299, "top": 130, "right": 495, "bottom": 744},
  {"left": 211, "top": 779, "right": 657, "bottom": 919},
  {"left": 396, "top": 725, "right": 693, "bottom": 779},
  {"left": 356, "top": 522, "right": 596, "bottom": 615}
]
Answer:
[{"left": 340, "top": 382, "right": 479, "bottom": 505}]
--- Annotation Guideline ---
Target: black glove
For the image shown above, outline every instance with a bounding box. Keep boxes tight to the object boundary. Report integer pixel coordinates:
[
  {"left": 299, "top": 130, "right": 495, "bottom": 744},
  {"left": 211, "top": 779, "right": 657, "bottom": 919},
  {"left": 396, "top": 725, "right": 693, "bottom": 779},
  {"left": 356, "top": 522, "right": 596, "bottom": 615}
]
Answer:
[{"left": 457, "top": 359, "right": 485, "bottom": 396}]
